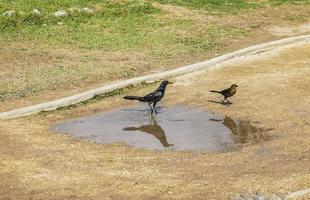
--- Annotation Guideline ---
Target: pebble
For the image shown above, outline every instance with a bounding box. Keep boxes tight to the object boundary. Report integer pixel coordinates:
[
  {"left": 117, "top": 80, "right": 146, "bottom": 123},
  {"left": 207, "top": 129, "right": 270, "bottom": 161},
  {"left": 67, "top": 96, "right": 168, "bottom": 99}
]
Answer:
[
  {"left": 2, "top": 10, "right": 15, "bottom": 17},
  {"left": 32, "top": 9, "right": 40, "bottom": 15},
  {"left": 54, "top": 10, "right": 67, "bottom": 17},
  {"left": 82, "top": 7, "right": 94, "bottom": 14}
]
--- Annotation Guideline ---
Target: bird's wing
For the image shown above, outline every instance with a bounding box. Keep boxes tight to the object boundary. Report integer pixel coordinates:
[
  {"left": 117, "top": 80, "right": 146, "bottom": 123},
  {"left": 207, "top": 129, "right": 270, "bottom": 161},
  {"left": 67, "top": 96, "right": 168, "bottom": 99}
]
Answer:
[
  {"left": 220, "top": 88, "right": 230, "bottom": 96},
  {"left": 142, "top": 91, "right": 162, "bottom": 102}
]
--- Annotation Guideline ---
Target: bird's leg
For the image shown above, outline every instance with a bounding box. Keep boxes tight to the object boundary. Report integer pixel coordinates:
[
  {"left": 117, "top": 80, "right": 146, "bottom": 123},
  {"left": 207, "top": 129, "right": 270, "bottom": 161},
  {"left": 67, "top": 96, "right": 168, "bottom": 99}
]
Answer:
[
  {"left": 150, "top": 113, "right": 156, "bottom": 124},
  {"left": 153, "top": 102, "right": 158, "bottom": 114},
  {"left": 222, "top": 98, "right": 226, "bottom": 105},
  {"left": 148, "top": 102, "right": 154, "bottom": 114}
]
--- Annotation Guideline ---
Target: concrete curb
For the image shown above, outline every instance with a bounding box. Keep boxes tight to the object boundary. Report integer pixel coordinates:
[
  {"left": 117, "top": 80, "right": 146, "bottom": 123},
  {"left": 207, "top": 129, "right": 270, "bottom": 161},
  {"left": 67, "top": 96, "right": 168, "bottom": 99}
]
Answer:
[
  {"left": 1, "top": 35, "right": 310, "bottom": 119},
  {"left": 285, "top": 188, "right": 310, "bottom": 200}
]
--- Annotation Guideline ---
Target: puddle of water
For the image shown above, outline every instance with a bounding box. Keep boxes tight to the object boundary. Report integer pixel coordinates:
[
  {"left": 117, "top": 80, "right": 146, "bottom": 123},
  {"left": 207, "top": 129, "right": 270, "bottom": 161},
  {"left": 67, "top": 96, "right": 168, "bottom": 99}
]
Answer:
[{"left": 50, "top": 106, "right": 270, "bottom": 152}]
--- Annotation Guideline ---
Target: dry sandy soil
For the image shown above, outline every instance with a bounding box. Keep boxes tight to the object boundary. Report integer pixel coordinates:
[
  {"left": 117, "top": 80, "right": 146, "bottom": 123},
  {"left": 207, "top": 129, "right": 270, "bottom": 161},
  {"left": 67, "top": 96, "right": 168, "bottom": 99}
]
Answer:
[{"left": 0, "top": 42, "right": 309, "bottom": 199}]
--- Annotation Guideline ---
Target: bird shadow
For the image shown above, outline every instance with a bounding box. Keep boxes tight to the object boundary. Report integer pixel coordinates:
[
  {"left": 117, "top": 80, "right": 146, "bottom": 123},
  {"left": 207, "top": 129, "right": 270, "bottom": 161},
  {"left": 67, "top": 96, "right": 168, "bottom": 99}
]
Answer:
[
  {"left": 208, "top": 100, "right": 232, "bottom": 106},
  {"left": 122, "top": 114, "right": 174, "bottom": 148}
]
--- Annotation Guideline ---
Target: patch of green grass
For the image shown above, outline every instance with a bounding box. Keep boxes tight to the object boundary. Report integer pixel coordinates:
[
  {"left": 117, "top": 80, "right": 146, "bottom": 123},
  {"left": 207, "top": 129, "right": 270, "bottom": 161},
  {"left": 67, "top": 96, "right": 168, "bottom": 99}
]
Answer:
[
  {"left": 0, "top": 0, "right": 306, "bottom": 51},
  {"left": 267, "top": 0, "right": 310, "bottom": 6},
  {"left": 155, "top": 0, "right": 260, "bottom": 13},
  {"left": 0, "top": 0, "right": 160, "bottom": 14},
  {"left": 0, "top": 0, "right": 308, "bottom": 102},
  {"left": 0, "top": 1, "right": 162, "bottom": 49},
  {"left": 155, "top": 0, "right": 309, "bottom": 11},
  {"left": 0, "top": 0, "right": 246, "bottom": 53}
]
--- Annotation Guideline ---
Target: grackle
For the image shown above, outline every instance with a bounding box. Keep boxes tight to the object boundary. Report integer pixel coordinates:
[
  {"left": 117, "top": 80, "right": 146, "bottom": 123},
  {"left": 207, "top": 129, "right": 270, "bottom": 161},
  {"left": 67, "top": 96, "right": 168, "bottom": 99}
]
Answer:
[
  {"left": 123, "top": 80, "right": 172, "bottom": 114},
  {"left": 210, "top": 84, "right": 238, "bottom": 104}
]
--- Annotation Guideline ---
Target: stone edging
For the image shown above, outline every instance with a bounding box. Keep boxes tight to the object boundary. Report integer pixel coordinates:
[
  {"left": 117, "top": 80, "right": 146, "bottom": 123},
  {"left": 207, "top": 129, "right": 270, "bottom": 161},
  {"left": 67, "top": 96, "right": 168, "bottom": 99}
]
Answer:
[
  {"left": 1, "top": 35, "right": 309, "bottom": 119},
  {"left": 285, "top": 188, "right": 310, "bottom": 200}
]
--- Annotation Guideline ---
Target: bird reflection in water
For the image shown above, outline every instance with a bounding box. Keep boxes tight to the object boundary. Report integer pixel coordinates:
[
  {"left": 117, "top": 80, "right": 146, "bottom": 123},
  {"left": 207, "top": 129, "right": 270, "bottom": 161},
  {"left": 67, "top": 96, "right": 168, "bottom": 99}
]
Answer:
[
  {"left": 210, "top": 116, "right": 271, "bottom": 144},
  {"left": 123, "top": 115, "right": 174, "bottom": 148}
]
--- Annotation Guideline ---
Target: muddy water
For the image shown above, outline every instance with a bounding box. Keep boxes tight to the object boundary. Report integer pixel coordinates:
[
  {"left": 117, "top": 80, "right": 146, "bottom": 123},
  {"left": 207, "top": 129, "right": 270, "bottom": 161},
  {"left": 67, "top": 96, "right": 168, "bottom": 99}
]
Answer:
[{"left": 51, "top": 106, "right": 269, "bottom": 152}]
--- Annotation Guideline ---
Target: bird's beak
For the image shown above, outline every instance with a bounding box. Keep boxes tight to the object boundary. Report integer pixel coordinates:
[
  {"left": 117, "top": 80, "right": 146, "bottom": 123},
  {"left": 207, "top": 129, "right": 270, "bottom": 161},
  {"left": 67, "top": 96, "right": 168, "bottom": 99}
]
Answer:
[
  {"left": 168, "top": 81, "right": 173, "bottom": 84},
  {"left": 236, "top": 85, "right": 239, "bottom": 87}
]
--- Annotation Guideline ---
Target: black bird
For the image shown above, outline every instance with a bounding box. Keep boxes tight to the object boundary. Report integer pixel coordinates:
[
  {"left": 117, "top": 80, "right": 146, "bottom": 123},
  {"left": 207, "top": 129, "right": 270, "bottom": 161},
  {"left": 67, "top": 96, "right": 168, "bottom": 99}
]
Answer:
[
  {"left": 210, "top": 84, "right": 238, "bottom": 104},
  {"left": 123, "top": 80, "right": 173, "bottom": 114}
]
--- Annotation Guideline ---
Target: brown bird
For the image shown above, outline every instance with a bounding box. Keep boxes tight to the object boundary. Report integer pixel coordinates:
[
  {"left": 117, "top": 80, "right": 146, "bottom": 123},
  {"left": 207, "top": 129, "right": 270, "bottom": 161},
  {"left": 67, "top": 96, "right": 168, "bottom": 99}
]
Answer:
[{"left": 210, "top": 84, "right": 238, "bottom": 104}]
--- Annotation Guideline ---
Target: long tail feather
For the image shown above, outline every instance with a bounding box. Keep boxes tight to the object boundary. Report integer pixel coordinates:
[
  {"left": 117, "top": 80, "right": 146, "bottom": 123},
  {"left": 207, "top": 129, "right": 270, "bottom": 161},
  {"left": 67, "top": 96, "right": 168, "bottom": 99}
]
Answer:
[
  {"left": 123, "top": 127, "right": 138, "bottom": 131},
  {"left": 210, "top": 90, "right": 220, "bottom": 93},
  {"left": 123, "top": 95, "right": 143, "bottom": 101}
]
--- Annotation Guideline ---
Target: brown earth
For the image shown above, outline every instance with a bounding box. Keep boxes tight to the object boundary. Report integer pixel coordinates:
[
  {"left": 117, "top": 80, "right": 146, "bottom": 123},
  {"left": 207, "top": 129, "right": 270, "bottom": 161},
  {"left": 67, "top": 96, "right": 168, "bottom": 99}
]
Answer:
[{"left": 0, "top": 43, "right": 309, "bottom": 199}]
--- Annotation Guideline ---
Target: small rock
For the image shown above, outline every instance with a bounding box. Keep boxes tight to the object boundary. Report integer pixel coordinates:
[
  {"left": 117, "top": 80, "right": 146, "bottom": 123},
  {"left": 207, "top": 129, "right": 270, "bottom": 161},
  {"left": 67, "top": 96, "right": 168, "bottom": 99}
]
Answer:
[
  {"left": 32, "top": 9, "right": 40, "bottom": 15},
  {"left": 82, "top": 7, "right": 94, "bottom": 14},
  {"left": 42, "top": 24, "right": 47, "bottom": 27},
  {"left": 57, "top": 22, "right": 64, "bottom": 25},
  {"left": 54, "top": 10, "right": 67, "bottom": 17},
  {"left": 2, "top": 10, "right": 15, "bottom": 17}
]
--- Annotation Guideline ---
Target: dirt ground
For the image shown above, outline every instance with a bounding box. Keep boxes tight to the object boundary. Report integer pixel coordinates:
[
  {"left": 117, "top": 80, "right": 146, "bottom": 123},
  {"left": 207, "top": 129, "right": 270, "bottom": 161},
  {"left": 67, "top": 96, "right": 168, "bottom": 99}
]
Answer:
[{"left": 0, "top": 42, "right": 309, "bottom": 199}]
